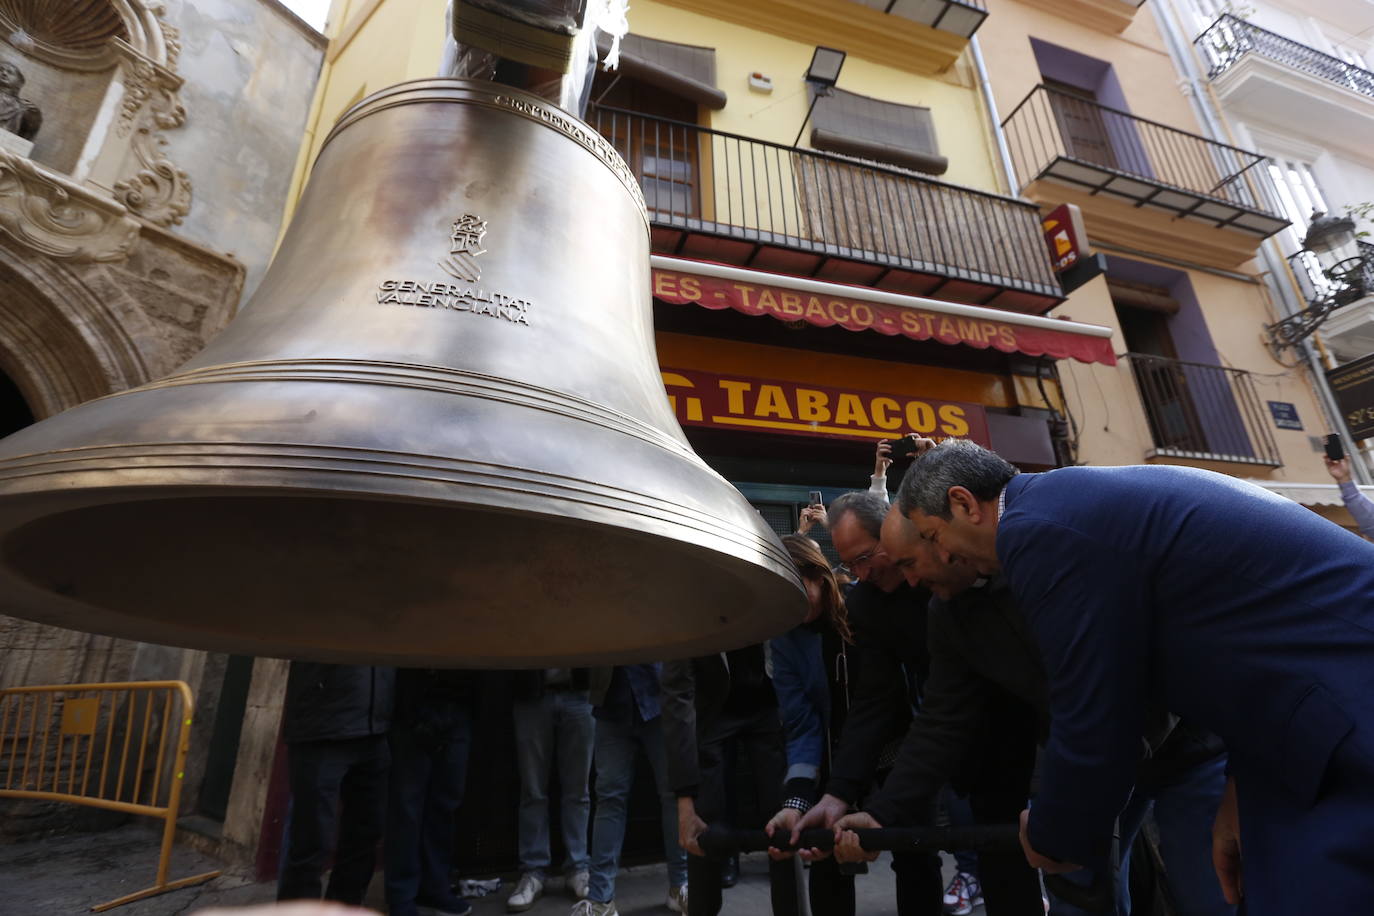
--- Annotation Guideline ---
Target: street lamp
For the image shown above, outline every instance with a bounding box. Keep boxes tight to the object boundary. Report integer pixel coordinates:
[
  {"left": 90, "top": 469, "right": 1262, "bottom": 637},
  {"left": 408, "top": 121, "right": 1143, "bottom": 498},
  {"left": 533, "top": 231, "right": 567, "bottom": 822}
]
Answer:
[
  {"left": 792, "top": 46, "right": 847, "bottom": 147},
  {"left": 1304, "top": 210, "right": 1360, "bottom": 274},
  {"left": 1268, "top": 210, "right": 1369, "bottom": 349}
]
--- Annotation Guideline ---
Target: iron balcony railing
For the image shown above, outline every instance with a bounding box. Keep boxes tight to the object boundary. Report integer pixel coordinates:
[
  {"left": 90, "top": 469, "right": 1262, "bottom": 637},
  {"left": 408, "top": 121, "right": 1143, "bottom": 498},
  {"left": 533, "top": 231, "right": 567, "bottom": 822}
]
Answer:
[
  {"left": 1123, "top": 353, "right": 1281, "bottom": 466},
  {"left": 1197, "top": 14, "right": 1374, "bottom": 99},
  {"left": 1000, "top": 84, "right": 1287, "bottom": 233},
  {"left": 588, "top": 106, "right": 1062, "bottom": 300},
  {"left": 1286, "top": 240, "right": 1374, "bottom": 306}
]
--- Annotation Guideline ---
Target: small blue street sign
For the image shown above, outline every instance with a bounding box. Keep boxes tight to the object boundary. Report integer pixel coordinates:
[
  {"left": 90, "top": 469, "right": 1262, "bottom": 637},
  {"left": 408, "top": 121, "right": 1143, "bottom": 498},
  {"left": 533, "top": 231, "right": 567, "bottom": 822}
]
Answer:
[{"left": 1267, "top": 401, "right": 1303, "bottom": 431}]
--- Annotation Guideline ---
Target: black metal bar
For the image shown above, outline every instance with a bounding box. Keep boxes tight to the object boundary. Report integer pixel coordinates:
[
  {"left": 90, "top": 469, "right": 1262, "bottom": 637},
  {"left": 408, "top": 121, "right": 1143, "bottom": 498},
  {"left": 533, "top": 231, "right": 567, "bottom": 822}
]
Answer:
[{"left": 697, "top": 825, "right": 1113, "bottom": 914}]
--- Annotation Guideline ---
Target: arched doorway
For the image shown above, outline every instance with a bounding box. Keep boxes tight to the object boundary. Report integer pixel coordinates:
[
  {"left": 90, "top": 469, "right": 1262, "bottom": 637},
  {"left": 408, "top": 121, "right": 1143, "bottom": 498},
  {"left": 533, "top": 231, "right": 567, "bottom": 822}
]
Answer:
[{"left": 0, "top": 369, "right": 35, "bottom": 437}]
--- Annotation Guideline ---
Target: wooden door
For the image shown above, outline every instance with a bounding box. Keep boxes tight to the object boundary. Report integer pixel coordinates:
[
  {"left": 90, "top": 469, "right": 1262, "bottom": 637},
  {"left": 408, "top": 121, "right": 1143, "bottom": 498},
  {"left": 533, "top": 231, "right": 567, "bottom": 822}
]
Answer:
[{"left": 1045, "top": 79, "right": 1117, "bottom": 169}]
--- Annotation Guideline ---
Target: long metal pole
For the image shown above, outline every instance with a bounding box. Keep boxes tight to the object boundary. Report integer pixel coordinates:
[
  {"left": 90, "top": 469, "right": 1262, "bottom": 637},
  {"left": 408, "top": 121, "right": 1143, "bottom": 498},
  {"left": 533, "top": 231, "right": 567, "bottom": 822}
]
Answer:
[{"left": 970, "top": 35, "right": 1018, "bottom": 195}]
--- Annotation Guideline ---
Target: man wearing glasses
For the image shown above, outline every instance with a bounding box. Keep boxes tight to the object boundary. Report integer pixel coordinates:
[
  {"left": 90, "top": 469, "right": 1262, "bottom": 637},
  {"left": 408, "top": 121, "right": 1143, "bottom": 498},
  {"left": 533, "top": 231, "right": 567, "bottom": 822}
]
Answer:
[{"left": 795, "top": 490, "right": 943, "bottom": 916}]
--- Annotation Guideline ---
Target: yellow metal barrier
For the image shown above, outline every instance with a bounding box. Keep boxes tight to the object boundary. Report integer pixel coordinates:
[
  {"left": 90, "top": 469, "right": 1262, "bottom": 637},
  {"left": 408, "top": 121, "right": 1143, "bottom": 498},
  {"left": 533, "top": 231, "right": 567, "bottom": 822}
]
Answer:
[{"left": 0, "top": 680, "right": 222, "bottom": 911}]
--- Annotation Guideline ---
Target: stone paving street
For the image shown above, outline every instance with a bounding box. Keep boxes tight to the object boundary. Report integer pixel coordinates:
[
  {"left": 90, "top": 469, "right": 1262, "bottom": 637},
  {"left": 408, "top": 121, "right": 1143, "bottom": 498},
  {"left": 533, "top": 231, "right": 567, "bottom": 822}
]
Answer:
[{"left": 0, "top": 824, "right": 935, "bottom": 916}]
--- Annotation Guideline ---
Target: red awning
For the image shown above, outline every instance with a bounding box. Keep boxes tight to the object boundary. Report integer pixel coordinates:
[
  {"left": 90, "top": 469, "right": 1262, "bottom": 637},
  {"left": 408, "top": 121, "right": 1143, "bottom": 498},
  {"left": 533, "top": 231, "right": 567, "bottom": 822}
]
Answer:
[{"left": 650, "top": 257, "right": 1117, "bottom": 367}]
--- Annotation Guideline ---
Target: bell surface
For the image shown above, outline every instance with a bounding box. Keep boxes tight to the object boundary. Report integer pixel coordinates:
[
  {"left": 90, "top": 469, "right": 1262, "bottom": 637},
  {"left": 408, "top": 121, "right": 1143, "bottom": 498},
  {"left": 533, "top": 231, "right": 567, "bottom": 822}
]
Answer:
[{"left": 0, "top": 79, "right": 806, "bottom": 666}]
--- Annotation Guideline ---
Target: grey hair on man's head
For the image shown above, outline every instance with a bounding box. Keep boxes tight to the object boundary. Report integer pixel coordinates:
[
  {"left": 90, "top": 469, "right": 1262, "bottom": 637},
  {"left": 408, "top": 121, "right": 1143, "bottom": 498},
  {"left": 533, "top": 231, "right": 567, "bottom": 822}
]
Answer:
[
  {"left": 896, "top": 439, "right": 1018, "bottom": 519},
  {"left": 828, "top": 490, "right": 888, "bottom": 539}
]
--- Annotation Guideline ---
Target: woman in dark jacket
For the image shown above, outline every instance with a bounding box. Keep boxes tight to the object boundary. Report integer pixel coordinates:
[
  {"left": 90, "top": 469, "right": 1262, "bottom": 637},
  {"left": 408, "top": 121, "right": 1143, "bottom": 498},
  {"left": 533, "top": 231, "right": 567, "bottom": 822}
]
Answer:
[{"left": 766, "top": 534, "right": 857, "bottom": 915}]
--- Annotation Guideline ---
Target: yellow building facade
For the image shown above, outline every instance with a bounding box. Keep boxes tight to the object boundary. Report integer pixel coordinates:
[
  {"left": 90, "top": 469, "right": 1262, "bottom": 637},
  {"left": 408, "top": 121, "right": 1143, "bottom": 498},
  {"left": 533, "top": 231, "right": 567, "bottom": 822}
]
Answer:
[
  {"left": 976, "top": 0, "right": 1346, "bottom": 511},
  {"left": 281, "top": 0, "right": 1344, "bottom": 527}
]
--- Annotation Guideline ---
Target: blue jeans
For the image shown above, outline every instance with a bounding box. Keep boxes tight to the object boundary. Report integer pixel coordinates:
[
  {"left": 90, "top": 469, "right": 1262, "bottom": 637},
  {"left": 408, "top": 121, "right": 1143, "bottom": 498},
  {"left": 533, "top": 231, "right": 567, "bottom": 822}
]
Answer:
[
  {"left": 586, "top": 714, "right": 688, "bottom": 903},
  {"left": 513, "top": 689, "right": 595, "bottom": 876},
  {"left": 1049, "top": 754, "right": 1234, "bottom": 916}
]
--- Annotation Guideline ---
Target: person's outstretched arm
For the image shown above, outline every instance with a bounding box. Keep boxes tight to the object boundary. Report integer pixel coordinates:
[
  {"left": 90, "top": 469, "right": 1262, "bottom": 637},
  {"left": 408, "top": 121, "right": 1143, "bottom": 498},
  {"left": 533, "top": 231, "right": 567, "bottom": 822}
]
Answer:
[{"left": 1327, "top": 456, "right": 1374, "bottom": 538}]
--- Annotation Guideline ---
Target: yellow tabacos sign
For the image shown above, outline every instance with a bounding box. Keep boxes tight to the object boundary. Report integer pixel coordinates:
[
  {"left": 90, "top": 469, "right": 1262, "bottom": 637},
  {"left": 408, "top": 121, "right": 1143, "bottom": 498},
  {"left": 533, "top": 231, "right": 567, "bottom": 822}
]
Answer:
[{"left": 661, "top": 367, "right": 990, "bottom": 444}]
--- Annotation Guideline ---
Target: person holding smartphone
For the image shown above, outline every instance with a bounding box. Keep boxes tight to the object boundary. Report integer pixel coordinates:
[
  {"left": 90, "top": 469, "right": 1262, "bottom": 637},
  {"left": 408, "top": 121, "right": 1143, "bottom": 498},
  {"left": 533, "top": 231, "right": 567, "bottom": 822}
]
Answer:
[{"left": 1323, "top": 434, "right": 1374, "bottom": 538}]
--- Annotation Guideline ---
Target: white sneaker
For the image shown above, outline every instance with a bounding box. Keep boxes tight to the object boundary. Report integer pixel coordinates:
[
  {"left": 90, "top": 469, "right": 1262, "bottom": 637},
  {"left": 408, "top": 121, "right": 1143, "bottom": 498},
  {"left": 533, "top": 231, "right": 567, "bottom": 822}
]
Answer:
[
  {"left": 508, "top": 872, "right": 545, "bottom": 912},
  {"left": 666, "top": 883, "right": 688, "bottom": 913},
  {"left": 569, "top": 869, "right": 590, "bottom": 900},
  {"left": 571, "top": 900, "right": 618, "bottom": 916}
]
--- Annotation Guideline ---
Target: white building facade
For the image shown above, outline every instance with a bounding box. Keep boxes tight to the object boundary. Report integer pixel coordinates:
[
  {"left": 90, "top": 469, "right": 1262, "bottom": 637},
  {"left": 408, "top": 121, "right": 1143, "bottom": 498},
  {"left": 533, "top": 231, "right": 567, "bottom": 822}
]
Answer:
[{"left": 1155, "top": 0, "right": 1374, "bottom": 486}]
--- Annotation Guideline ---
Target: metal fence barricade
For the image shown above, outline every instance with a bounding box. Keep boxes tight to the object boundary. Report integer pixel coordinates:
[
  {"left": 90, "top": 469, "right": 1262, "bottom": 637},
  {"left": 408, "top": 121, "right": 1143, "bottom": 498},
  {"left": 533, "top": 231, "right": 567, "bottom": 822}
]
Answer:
[{"left": 0, "top": 680, "right": 221, "bottom": 911}]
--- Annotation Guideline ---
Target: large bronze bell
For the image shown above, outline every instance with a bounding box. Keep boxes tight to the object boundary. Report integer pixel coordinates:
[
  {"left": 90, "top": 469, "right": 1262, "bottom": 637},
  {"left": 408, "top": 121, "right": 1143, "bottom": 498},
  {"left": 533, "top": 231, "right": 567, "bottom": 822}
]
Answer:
[{"left": 0, "top": 80, "right": 806, "bottom": 666}]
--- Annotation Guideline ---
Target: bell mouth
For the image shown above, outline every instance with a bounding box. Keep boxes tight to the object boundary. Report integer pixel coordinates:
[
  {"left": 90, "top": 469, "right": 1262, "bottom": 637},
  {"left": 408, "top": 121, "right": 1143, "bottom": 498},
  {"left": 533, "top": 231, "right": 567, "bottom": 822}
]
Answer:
[{"left": 0, "top": 493, "right": 801, "bottom": 666}]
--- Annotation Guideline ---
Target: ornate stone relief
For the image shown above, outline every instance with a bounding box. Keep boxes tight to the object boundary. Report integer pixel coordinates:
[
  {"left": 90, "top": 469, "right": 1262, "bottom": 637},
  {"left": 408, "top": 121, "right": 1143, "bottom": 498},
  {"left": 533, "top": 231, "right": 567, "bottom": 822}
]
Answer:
[
  {"left": 0, "top": 0, "right": 193, "bottom": 232},
  {"left": 0, "top": 148, "right": 139, "bottom": 261},
  {"left": 111, "top": 43, "right": 190, "bottom": 226}
]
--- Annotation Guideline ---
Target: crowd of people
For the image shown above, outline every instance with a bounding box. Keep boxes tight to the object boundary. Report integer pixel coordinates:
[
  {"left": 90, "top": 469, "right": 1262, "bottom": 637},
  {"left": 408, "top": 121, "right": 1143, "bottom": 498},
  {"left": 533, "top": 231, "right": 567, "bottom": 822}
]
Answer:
[{"left": 274, "top": 436, "right": 1374, "bottom": 916}]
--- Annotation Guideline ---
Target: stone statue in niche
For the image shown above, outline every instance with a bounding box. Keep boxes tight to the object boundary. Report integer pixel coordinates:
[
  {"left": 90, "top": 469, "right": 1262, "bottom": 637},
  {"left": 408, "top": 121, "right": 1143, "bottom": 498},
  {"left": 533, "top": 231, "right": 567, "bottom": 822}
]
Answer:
[{"left": 0, "top": 61, "right": 42, "bottom": 141}]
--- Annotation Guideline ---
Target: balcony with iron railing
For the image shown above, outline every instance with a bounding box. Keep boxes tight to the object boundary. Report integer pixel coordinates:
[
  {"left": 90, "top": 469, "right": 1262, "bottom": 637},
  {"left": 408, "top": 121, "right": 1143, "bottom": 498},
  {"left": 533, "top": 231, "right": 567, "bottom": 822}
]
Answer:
[
  {"left": 588, "top": 105, "right": 1065, "bottom": 313},
  {"left": 1286, "top": 241, "right": 1374, "bottom": 362},
  {"left": 1198, "top": 15, "right": 1374, "bottom": 99},
  {"left": 1123, "top": 353, "right": 1281, "bottom": 466},
  {"left": 1001, "top": 85, "right": 1288, "bottom": 241},
  {"left": 1286, "top": 241, "right": 1374, "bottom": 306},
  {"left": 1194, "top": 16, "right": 1374, "bottom": 146}
]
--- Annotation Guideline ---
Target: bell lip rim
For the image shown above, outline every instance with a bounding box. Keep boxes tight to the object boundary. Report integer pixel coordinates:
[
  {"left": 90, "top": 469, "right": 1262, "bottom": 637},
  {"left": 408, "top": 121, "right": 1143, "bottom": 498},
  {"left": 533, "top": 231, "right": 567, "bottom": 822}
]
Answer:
[
  {"left": 317, "top": 76, "right": 650, "bottom": 227},
  {"left": 0, "top": 474, "right": 802, "bottom": 581},
  {"left": 0, "top": 486, "right": 808, "bottom": 667}
]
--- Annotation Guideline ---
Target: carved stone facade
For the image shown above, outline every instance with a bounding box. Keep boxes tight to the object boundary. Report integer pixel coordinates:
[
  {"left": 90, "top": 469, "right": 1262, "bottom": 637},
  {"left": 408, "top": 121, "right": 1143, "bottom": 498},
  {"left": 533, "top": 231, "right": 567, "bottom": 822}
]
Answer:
[
  {"left": 0, "top": 150, "right": 139, "bottom": 262},
  {"left": 0, "top": 0, "right": 323, "bottom": 842},
  {"left": 0, "top": 1, "right": 195, "bottom": 229}
]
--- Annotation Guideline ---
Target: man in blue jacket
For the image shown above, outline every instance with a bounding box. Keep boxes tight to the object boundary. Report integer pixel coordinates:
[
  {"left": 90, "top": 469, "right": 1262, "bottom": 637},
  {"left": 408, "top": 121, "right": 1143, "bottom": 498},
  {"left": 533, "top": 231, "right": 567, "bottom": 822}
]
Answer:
[{"left": 897, "top": 439, "right": 1374, "bottom": 914}]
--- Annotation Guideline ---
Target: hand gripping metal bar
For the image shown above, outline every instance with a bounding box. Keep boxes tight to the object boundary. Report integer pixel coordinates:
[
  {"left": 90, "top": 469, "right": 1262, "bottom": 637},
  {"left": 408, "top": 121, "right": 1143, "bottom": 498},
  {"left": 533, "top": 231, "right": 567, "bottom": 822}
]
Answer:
[{"left": 696, "top": 824, "right": 1113, "bottom": 914}]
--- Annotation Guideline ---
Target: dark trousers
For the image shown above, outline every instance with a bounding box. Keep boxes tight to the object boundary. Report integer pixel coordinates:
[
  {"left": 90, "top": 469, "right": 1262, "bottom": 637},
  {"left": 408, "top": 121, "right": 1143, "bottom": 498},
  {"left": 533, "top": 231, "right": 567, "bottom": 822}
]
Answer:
[
  {"left": 384, "top": 708, "right": 474, "bottom": 915},
  {"left": 688, "top": 705, "right": 798, "bottom": 916},
  {"left": 969, "top": 784, "right": 1043, "bottom": 914},
  {"left": 873, "top": 771, "right": 944, "bottom": 916},
  {"left": 808, "top": 853, "right": 856, "bottom": 916},
  {"left": 889, "top": 831, "right": 944, "bottom": 916},
  {"left": 278, "top": 734, "right": 389, "bottom": 905},
  {"left": 966, "top": 692, "right": 1043, "bottom": 916}
]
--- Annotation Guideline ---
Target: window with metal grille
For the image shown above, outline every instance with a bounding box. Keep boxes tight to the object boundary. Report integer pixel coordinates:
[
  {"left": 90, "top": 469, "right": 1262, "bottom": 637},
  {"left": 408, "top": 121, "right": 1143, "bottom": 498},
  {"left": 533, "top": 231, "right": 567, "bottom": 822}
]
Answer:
[{"left": 1267, "top": 158, "right": 1330, "bottom": 256}]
